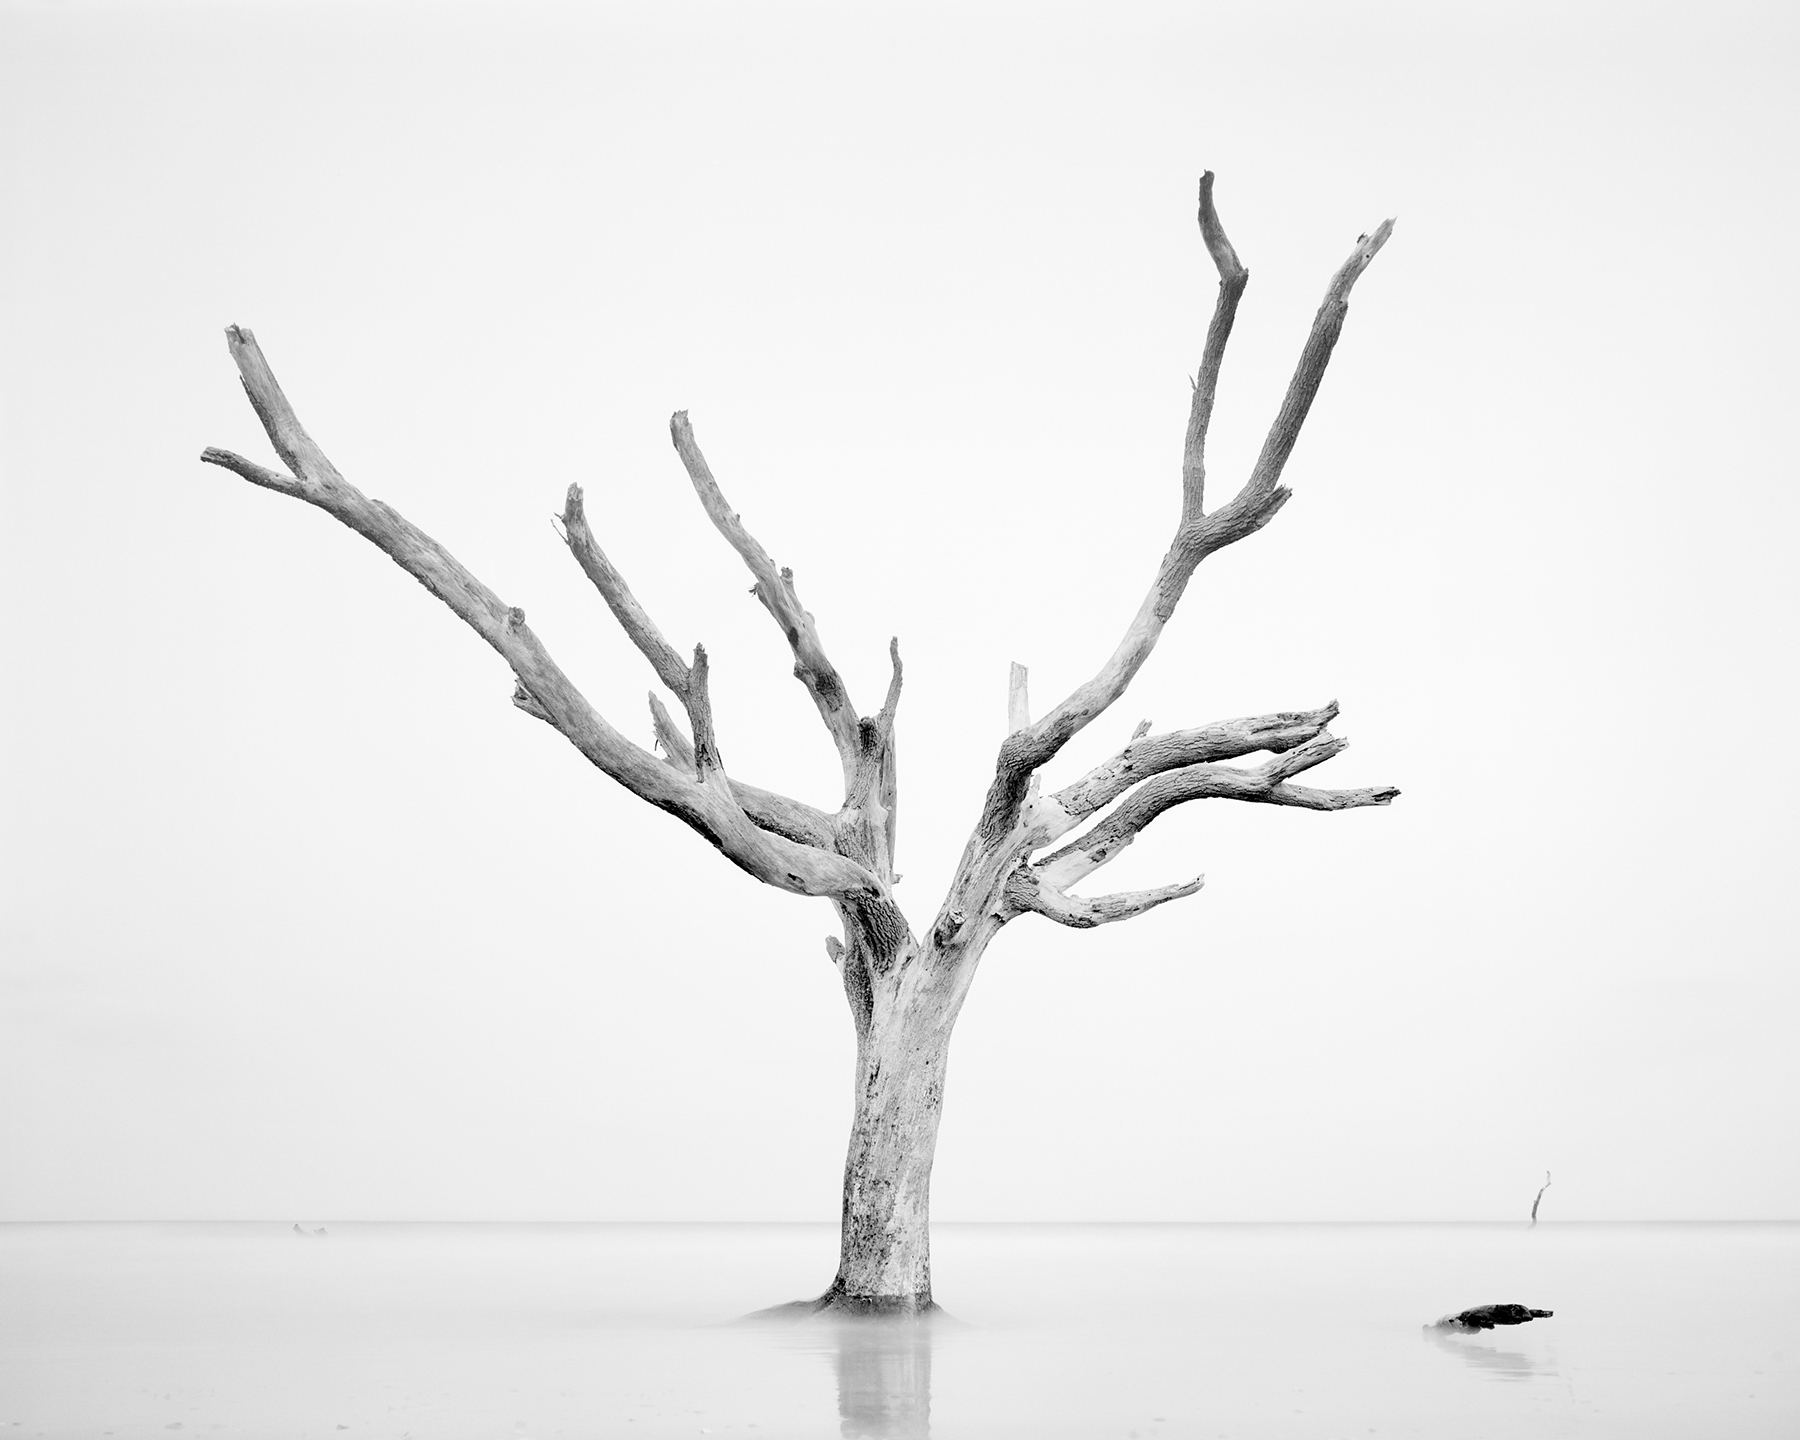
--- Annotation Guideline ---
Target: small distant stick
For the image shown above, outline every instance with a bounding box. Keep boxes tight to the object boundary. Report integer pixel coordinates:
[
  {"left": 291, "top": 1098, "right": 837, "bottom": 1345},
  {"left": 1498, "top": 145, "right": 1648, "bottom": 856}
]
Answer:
[{"left": 1530, "top": 1171, "right": 1552, "bottom": 1226}]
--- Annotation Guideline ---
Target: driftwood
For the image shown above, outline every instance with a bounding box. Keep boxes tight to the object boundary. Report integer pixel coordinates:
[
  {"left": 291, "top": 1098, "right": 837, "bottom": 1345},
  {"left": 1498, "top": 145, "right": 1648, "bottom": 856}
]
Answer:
[
  {"left": 1530, "top": 1170, "right": 1552, "bottom": 1225},
  {"left": 202, "top": 173, "right": 1397, "bottom": 1314},
  {"left": 1432, "top": 1303, "right": 1554, "bottom": 1331}
]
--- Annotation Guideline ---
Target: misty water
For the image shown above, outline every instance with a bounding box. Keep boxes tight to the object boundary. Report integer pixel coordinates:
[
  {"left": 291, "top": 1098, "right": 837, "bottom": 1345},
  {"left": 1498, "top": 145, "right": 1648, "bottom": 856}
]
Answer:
[{"left": 4, "top": 1223, "right": 1794, "bottom": 1438}]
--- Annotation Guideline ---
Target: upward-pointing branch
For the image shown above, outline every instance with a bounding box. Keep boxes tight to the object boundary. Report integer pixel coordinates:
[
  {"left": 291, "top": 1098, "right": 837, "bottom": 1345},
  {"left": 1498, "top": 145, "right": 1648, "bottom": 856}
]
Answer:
[
  {"left": 559, "top": 481, "right": 834, "bottom": 842},
  {"left": 558, "top": 482, "right": 721, "bottom": 775},
  {"left": 979, "top": 182, "right": 1394, "bottom": 844},
  {"left": 669, "top": 413, "right": 862, "bottom": 784},
  {"left": 559, "top": 482, "right": 691, "bottom": 698},
  {"left": 1183, "top": 169, "right": 1249, "bottom": 518},
  {"left": 1202, "top": 215, "right": 1396, "bottom": 545}
]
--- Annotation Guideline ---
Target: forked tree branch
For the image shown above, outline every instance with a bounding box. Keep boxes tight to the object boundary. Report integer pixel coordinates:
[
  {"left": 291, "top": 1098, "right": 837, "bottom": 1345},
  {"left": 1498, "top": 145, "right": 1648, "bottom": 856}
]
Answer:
[
  {"left": 834, "top": 639, "right": 907, "bottom": 885},
  {"left": 201, "top": 326, "right": 875, "bottom": 902},
  {"left": 976, "top": 183, "right": 1395, "bottom": 845},
  {"left": 646, "top": 692, "right": 835, "bottom": 849},
  {"left": 845, "top": 641, "right": 905, "bottom": 797},
  {"left": 1035, "top": 735, "right": 1397, "bottom": 892},
  {"left": 1035, "top": 702, "right": 1342, "bottom": 843},
  {"left": 1202, "top": 218, "right": 1396, "bottom": 547},
  {"left": 560, "top": 479, "right": 837, "bottom": 833},
  {"left": 669, "top": 412, "right": 862, "bottom": 781},
  {"left": 557, "top": 482, "right": 729, "bottom": 773}
]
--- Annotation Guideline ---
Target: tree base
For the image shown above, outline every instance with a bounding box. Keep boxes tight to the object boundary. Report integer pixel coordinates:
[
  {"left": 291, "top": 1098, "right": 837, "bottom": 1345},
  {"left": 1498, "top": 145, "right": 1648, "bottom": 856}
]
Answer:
[{"left": 745, "top": 1280, "right": 941, "bottom": 1322}]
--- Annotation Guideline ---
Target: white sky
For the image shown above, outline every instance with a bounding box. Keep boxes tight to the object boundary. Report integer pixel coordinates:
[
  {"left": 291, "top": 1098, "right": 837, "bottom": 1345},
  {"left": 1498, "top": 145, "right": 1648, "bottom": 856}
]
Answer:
[{"left": 2, "top": 0, "right": 1796, "bottom": 1223}]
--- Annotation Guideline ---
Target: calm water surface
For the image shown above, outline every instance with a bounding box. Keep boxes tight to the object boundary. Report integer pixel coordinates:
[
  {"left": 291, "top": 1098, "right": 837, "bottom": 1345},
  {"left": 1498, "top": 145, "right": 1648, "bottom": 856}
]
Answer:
[{"left": 3, "top": 1223, "right": 1794, "bottom": 1437}]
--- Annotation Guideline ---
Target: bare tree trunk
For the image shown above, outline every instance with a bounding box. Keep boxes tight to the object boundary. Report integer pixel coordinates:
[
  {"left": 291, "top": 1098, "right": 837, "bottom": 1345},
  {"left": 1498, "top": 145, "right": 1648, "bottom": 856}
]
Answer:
[{"left": 825, "top": 1008, "right": 953, "bottom": 1313}]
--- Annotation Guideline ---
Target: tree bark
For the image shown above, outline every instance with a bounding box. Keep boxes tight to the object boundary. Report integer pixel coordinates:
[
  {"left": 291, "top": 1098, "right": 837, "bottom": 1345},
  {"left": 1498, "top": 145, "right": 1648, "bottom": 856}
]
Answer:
[{"left": 824, "top": 1007, "right": 953, "bottom": 1313}]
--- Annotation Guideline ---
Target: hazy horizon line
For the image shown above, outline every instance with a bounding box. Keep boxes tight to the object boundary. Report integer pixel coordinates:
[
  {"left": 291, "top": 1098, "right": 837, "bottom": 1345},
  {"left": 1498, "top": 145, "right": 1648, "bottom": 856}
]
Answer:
[{"left": 6, "top": 1217, "right": 1795, "bottom": 1227}]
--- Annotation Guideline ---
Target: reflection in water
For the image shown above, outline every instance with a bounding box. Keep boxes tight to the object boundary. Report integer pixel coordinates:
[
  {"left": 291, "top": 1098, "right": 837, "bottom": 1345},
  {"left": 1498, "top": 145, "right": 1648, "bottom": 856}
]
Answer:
[
  {"left": 828, "top": 1319, "right": 935, "bottom": 1439},
  {"left": 1424, "top": 1321, "right": 1555, "bottom": 1381},
  {"left": 9, "top": 1224, "right": 1785, "bottom": 1435},
  {"left": 752, "top": 1316, "right": 938, "bottom": 1440},
  {"left": 739, "top": 1302, "right": 939, "bottom": 1438}
]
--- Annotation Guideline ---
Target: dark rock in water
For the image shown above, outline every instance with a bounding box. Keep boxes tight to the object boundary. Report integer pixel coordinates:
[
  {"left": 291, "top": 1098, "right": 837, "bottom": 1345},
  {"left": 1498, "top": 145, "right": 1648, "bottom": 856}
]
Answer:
[{"left": 1433, "top": 1302, "right": 1553, "bottom": 1331}]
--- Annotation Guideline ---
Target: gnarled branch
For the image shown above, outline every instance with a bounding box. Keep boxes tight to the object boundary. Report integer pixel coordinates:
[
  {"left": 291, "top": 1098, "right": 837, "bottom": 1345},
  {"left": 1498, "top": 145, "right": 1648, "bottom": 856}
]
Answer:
[
  {"left": 1035, "top": 736, "right": 1397, "bottom": 892},
  {"left": 1004, "top": 865, "right": 1205, "bottom": 930},
  {"left": 201, "top": 326, "right": 874, "bottom": 903},
  {"left": 1035, "top": 702, "right": 1342, "bottom": 843}
]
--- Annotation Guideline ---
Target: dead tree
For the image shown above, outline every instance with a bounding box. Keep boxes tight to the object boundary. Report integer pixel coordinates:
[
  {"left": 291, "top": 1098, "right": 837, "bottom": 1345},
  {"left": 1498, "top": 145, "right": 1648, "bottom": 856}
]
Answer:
[{"left": 201, "top": 174, "right": 1397, "bottom": 1315}]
